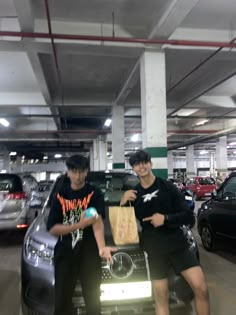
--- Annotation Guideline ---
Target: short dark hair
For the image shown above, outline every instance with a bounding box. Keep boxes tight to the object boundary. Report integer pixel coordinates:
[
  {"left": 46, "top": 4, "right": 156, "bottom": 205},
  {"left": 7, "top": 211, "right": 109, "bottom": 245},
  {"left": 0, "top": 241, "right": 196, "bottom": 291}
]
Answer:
[
  {"left": 129, "top": 150, "right": 151, "bottom": 167},
  {"left": 66, "top": 155, "right": 89, "bottom": 171}
]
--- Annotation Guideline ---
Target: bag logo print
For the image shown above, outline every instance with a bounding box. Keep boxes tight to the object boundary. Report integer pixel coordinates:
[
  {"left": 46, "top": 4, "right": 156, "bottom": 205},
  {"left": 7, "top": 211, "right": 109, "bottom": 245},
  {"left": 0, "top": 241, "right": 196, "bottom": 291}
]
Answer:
[{"left": 142, "top": 190, "right": 159, "bottom": 202}]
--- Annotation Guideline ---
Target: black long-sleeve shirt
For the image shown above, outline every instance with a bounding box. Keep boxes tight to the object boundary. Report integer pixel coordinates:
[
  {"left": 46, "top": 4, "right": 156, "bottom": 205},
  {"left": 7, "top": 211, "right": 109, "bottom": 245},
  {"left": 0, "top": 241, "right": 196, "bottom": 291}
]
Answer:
[{"left": 134, "top": 177, "right": 195, "bottom": 251}]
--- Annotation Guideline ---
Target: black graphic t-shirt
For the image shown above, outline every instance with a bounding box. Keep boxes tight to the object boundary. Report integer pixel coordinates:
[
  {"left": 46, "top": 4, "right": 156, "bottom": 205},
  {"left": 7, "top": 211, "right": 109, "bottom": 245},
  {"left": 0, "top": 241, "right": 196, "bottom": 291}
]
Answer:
[
  {"left": 134, "top": 177, "right": 195, "bottom": 251},
  {"left": 47, "top": 182, "right": 105, "bottom": 249}
]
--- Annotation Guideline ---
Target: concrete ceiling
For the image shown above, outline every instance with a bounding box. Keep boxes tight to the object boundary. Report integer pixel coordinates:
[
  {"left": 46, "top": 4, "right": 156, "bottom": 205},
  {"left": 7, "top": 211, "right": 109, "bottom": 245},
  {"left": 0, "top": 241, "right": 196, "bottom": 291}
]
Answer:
[{"left": 0, "top": 0, "right": 236, "bottom": 162}]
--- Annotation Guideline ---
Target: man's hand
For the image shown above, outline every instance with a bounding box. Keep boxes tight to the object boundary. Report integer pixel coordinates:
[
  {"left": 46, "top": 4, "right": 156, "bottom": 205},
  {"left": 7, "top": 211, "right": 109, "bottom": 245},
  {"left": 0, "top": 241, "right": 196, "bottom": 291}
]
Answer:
[
  {"left": 143, "top": 213, "right": 165, "bottom": 227},
  {"left": 99, "top": 246, "right": 117, "bottom": 263},
  {"left": 120, "top": 190, "right": 137, "bottom": 206},
  {"left": 78, "top": 211, "right": 97, "bottom": 229}
]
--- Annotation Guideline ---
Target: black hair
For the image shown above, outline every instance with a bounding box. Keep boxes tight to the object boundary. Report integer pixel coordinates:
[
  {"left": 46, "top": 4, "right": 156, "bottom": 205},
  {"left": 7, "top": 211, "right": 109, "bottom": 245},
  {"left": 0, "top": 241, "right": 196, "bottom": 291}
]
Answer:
[
  {"left": 129, "top": 150, "right": 151, "bottom": 167},
  {"left": 66, "top": 155, "right": 89, "bottom": 171}
]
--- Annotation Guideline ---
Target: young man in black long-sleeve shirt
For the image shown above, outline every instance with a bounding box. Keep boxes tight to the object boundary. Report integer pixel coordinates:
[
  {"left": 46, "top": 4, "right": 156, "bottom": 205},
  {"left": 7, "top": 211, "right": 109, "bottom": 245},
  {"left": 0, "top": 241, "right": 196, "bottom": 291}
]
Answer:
[{"left": 120, "top": 150, "right": 210, "bottom": 315}]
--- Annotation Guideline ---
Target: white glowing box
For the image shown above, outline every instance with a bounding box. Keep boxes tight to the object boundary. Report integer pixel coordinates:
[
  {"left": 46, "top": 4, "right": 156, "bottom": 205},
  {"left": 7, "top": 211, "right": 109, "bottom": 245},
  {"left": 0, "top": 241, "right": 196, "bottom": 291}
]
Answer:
[{"left": 100, "top": 281, "right": 152, "bottom": 301}]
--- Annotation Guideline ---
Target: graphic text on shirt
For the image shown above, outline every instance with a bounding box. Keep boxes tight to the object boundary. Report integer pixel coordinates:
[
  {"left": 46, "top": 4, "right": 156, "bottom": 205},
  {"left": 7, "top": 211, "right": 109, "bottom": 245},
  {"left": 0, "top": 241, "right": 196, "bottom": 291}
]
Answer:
[{"left": 57, "top": 191, "right": 94, "bottom": 248}]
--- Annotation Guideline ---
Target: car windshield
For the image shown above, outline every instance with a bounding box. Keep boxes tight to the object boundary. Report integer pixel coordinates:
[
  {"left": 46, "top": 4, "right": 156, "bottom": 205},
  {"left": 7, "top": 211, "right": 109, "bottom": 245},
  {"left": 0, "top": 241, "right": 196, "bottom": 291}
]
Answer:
[
  {"left": 198, "top": 177, "right": 215, "bottom": 185},
  {"left": 0, "top": 174, "right": 23, "bottom": 192}
]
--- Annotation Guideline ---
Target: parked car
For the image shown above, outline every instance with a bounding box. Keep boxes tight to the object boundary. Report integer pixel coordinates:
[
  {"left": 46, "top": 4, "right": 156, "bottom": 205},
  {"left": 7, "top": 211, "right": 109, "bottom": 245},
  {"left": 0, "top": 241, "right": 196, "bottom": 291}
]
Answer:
[
  {"left": 185, "top": 176, "right": 216, "bottom": 200},
  {"left": 21, "top": 172, "right": 199, "bottom": 315},
  {"left": 0, "top": 173, "right": 38, "bottom": 231},
  {"left": 197, "top": 171, "right": 236, "bottom": 251}
]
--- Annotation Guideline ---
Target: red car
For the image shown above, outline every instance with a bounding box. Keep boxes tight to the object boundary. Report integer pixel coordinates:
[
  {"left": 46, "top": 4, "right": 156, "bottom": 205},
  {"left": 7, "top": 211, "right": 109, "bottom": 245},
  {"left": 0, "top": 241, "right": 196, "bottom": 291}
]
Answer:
[{"left": 185, "top": 176, "right": 216, "bottom": 200}]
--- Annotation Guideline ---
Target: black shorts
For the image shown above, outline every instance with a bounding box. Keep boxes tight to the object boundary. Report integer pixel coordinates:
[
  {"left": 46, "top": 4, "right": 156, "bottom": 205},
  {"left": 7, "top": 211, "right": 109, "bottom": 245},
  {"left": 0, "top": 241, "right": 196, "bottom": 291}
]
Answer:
[{"left": 146, "top": 246, "right": 200, "bottom": 280}]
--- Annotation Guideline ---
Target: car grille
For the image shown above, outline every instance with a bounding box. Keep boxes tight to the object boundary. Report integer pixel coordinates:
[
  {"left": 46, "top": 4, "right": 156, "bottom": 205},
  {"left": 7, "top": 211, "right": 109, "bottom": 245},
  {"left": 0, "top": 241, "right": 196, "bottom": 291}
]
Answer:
[{"left": 73, "top": 248, "right": 151, "bottom": 312}]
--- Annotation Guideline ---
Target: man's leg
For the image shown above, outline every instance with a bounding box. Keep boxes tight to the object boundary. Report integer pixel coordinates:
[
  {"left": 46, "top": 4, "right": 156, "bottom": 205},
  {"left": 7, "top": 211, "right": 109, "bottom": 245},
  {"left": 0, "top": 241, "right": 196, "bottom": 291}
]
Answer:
[
  {"left": 54, "top": 245, "right": 79, "bottom": 315},
  {"left": 152, "top": 278, "right": 169, "bottom": 315},
  {"left": 181, "top": 266, "right": 210, "bottom": 315},
  {"left": 79, "top": 240, "right": 102, "bottom": 315}
]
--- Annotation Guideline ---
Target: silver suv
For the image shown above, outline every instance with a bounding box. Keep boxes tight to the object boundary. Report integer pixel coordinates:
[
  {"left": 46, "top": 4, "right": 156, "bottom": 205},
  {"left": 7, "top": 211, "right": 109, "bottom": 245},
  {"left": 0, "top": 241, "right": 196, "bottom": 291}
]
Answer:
[
  {"left": 0, "top": 173, "right": 38, "bottom": 231},
  {"left": 21, "top": 172, "right": 199, "bottom": 315}
]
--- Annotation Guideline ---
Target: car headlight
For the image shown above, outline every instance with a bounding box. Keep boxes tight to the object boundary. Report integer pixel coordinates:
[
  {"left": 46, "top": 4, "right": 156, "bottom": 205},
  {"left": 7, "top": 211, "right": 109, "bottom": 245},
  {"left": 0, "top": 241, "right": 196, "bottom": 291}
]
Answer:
[
  {"left": 25, "top": 237, "right": 54, "bottom": 264},
  {"left": 181, "top": 226, "right": 196, "bottom": 251}
]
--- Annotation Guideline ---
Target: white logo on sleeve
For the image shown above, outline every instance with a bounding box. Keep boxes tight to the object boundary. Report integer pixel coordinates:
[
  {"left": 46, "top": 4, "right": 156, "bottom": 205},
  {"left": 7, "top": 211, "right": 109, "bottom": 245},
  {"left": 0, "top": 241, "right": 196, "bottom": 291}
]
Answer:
[{"left": 142, "top": 190, "right": 159, "bottom": 202}]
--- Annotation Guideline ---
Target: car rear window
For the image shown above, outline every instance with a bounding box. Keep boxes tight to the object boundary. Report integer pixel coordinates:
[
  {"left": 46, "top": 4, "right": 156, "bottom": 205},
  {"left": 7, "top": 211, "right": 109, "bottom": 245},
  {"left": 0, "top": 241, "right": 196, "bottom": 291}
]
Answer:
[
  {"left": 198, "top": 177, "right": 215, "bottom": 185},
  {"left": 0, "top": 174, "right": 23, "bottom": 192}
]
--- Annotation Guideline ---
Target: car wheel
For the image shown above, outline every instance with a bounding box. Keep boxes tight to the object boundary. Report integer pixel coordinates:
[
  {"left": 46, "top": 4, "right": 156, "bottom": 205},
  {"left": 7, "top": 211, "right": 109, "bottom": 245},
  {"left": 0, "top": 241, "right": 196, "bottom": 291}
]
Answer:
[{"left": 200, "top": 224, "right": 215, "bottom": 251}]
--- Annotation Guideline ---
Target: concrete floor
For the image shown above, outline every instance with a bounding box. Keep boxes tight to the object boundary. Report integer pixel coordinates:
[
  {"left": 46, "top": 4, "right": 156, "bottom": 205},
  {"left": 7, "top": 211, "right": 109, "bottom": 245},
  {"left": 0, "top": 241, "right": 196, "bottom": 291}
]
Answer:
[{"left": 1, "top": 202, "right": 236, "bottom": 315}]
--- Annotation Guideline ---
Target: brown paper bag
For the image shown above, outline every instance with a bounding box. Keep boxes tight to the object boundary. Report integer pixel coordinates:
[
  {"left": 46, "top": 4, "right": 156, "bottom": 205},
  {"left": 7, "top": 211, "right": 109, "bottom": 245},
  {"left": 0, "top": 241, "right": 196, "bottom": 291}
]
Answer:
[{"left": 109, "top": 206, "right": 139, "bottom": 245}]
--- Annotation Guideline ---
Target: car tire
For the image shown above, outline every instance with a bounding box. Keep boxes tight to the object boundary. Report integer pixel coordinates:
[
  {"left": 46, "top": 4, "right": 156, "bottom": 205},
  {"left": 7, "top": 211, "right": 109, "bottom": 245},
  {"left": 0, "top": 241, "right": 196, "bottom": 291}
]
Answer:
[{"left": 200, "top": 223, "right": 216, "bottom": 251}]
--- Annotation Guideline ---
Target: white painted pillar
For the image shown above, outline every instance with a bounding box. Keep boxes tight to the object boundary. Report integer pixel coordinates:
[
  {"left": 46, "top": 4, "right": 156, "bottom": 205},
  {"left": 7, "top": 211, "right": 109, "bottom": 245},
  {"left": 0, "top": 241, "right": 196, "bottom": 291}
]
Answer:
[
  {"left": 92, "top": 139, "right": 107, "bottom": 171},
  {"left": 112, "top": 105, "right": 125, "bottom": 170},
  {"left": 216, "top": 136, "right": 228, "bottom": 179},
  {"left": 186, "top": 145, "right": 196, "bottom": 176},
  {"left": 140, "top": 50, "right": 167, "bottom": 179},
  {"left": 209, "top": 151, "right": 216, "bottom": 177}
]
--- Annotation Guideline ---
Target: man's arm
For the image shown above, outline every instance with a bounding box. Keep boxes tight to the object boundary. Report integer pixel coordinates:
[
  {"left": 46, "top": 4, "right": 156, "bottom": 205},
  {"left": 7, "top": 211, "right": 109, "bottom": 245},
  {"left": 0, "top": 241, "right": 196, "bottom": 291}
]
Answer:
[
  {"left": 92, "top": 215, "right": 117, "bottom": 262},
  {"left": 49, "top": 214, "right": 95, "bottom": 236},
  {"left": 164, "top": 182, "right": 195, "bottom": 227}
]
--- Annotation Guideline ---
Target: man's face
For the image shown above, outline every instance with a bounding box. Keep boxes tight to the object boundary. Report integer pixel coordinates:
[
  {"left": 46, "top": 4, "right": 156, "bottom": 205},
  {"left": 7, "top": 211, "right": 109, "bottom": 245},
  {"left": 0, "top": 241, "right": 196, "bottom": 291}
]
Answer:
[
  {"left": 132, "top": 161, "right": 152, "bottom": 177},
  {"left": 67, "top": 168, "right": 88, "bottom": 189}
]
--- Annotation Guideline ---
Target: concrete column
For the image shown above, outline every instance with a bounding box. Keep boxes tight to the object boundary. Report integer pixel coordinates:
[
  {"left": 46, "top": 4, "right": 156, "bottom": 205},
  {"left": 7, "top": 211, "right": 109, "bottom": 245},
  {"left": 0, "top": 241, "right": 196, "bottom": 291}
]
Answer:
[
  {"left": 0, "top": 151, "right": 10, "bottom": 173},
  {"left": 89, "top": 146, "right": 94, "bottom": 171},
  {"left": 167, "top": 151, "right": 174, "bottom": 178},
  {"left": 92, "top": 139, "right": 107, "bottom": 171},
  {"left": 140, "top": 50, "right": 167, "bottom": 179},
  {"left": 216, "top": 136, "right": 228, "bottom": 179},
  {"left": 209, "top": 151, "right": 216, "bottom": 177},
  {"left": 112, "top": 105, "right": 125, "bottom": 170},
  {"left": 186, "top": 145, "right": 196, "bottom": 176}
]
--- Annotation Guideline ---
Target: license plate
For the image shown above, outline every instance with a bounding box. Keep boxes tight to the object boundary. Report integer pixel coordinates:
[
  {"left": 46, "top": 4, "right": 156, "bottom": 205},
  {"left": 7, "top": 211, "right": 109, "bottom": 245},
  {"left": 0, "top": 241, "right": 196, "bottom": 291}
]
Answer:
[
  {"left": 100, "top": 281, "right": 152, "bottom": 301},
  {"left": 204, "top": 193, "right": 211, "bottom": 196}
]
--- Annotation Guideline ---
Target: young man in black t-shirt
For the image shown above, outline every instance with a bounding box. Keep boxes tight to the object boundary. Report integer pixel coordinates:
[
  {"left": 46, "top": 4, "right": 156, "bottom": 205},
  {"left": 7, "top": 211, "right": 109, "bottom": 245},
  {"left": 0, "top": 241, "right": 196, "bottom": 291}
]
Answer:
[
  {"left": 47, "top": 155, "right": 116, "bottom": 315},
  {"left": 120, "top": 150, "right": 210, "bottom": 315}
]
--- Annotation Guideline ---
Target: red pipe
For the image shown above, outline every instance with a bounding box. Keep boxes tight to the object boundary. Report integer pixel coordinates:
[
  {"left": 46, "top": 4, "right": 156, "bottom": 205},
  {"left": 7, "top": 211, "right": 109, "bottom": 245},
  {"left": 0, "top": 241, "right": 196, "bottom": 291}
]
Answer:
[{"left": 1, "top": 30, "right": 236, "bottom": 49}]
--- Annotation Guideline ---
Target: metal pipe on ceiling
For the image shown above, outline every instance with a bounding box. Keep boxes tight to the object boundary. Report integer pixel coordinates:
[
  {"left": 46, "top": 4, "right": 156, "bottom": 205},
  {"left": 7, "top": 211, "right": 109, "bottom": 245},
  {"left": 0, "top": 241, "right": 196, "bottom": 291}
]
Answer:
[
  {"left": 0, "top": 129, "right": 220, "bottom": 135},
  {"left": 44, "top": 0, "right": 64, "bottom": 107},
  {"left": 1, "top": 114, "right": 236, "bottom": 120},
  {"left": 1, "top": 30, "right": 236, "bottom": 49}
]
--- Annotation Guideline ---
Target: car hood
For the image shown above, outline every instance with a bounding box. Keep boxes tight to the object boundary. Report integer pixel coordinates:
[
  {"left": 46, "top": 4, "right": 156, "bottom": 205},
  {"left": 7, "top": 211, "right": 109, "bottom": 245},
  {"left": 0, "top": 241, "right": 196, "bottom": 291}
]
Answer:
[{"left": 28, "top": 207, "right": 57, "bottom": 249}]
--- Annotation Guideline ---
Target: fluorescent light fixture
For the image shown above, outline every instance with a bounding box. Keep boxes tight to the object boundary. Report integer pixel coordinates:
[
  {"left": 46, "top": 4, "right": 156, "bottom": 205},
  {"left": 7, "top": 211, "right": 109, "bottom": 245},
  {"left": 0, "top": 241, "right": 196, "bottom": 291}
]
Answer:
[
  {"left": 229, "top": 142, "right": 236, "bottom": 146},
  {"left": 195, "top": 119, "right": 209, "bottom": 126},
  {"left": 234, "top": 151, "right": 236, "bottom": 154},
  {"left": 199, "top": 150, "right": 208, "bottom": 155},
  {"left": 100, "top": 281, "right": 152, "bottom": 301},
  {"left": 9, "top": 151, "right": 17, "bottom": 156},
  {"left": 0, "top": 118, "right": 9, "bottom": 127},
  {"left": 43, "top": 156, "right": 48, "bottom": 160},
  {"left": 54, "top": 154, "right": 62, "bottom": 158},
  {"left": 175, "top": 109, "right": 198, "bottom": 116},
  {"left": 0, "top": 170, "right": 7, "bottom": 174},
  {"left": 104, "top": 118, "right": 112, "bottom": 127},
  {"left": 131, "top": 134, "right": 139, "bottom": 142},
  {"left": 178, "top": 146, "right": 186, "bottom": 150}
]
